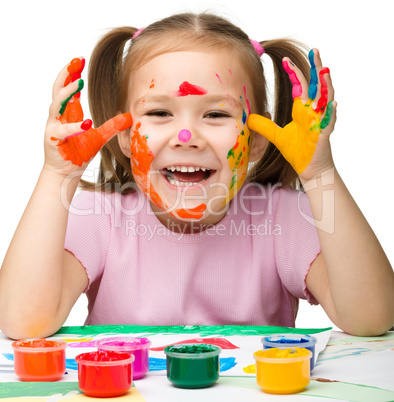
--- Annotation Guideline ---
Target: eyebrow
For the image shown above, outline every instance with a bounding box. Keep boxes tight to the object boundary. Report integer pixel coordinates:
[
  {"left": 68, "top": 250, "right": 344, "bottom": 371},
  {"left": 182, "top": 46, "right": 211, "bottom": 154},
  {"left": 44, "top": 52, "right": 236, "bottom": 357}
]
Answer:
[{"left": 134, "top": 93, "right": 243, "bottom": 110}]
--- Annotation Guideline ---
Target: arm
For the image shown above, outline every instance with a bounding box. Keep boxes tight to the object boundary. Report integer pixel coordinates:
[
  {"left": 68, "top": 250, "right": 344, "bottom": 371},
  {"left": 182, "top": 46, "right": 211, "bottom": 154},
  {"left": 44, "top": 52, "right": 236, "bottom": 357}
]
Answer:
[
  {"left": 0, "top": 169, "right": 88, "bottom": 339},
  {"left": 248, "top": 49, "right": 394, "bottom": 336},
  {"left": 0, "top": 58, "right": 132, "bottom": 339},
  {"left": 304, "top": 169, "right": 394, "bottom": 336}
]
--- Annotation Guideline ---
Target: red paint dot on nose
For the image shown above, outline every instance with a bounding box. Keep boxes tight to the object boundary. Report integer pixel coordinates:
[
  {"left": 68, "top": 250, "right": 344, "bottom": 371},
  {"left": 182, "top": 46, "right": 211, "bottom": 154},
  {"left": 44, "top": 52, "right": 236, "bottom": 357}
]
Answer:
[{"left": 178, "top": 129, "right": 191, "bottom": 142}]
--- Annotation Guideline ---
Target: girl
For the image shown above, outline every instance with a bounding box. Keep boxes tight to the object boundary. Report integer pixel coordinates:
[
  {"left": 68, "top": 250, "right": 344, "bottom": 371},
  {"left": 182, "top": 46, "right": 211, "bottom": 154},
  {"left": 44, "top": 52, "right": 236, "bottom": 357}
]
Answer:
[{"left": 0, "top": 13, "right": 392, "bottom": 340}]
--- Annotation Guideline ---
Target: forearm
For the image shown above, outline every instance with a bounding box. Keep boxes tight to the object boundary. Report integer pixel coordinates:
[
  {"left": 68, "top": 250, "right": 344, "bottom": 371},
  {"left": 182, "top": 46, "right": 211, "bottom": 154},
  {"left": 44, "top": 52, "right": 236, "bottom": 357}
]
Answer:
[
  {"left": 303, "top": 167, "right": 394, "bottom": 335},
  {"left": 0, "top": 168, "right": 80, "bottom": 338}
]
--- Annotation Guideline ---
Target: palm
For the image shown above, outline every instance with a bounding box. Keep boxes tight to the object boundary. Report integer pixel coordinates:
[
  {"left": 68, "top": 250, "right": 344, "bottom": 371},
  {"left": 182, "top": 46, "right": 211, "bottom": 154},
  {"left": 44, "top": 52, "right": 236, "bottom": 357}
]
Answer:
[{"left": 248, "top": 49, "right": 336, "bottom": 180}]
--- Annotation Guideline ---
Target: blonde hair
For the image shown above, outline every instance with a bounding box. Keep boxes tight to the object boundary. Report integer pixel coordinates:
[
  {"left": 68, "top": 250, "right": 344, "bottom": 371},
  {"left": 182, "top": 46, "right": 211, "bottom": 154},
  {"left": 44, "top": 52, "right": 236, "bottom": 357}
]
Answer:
[{"left": 81, "top": 12, "right": 310, "bottom": 193}]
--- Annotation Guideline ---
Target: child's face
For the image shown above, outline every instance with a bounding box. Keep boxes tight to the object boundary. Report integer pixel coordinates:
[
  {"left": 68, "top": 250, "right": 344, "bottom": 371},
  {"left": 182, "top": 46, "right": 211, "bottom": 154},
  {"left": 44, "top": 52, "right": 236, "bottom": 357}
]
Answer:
[{"left": 122, "top": 50, "right": 261, "bottom": 226}]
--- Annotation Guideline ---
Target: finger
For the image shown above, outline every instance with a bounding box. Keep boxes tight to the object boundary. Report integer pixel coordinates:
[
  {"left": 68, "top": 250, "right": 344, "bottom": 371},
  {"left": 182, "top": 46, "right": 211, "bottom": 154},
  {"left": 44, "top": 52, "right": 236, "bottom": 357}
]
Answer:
[
  {"left": 49, "top": 120, "right": 89, "bottom": 142},
  {"left": 321, "top": 100, "right": 337, "bottom": 131},
  {"left": 51, "top": 57, "right": 84, "bottom": 99},
  {"left": 322, "top": 67, "right": 335, "bottom": 104},
  {"left": 282, "top": 57, "right": 309, "bottom": 103},
  {"left": 95, "top": 113, "right": 133, "bottom": 145},
  {"left": 247, "top": 114, "right": 281, "bottom": 145},
  {"left": 308, "top": 49, "right": 319, "bottom": 100},
  {"left": 49, "top": 78, "right": 84, "bottom": 119},
  {"left": 315, "top": 68, "right": 330, "bottom": 113}
]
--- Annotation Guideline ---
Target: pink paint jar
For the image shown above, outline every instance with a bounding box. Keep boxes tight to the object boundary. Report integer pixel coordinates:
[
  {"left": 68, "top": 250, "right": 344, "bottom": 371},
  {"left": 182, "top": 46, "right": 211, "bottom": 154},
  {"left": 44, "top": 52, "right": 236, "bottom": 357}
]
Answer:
[
  {"left": 76, "top": 351, "right": 134, "bottom": 397},
  {"left": 97, "top": 337, "right": 151, "bottom": 380}
]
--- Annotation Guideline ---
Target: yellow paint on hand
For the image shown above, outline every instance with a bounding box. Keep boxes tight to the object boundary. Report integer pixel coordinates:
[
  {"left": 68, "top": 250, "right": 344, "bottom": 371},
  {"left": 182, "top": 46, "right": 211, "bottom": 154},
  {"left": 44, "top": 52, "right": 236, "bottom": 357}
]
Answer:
[{"left": 248, "top": 97, "right": 323, "bottom": 174}]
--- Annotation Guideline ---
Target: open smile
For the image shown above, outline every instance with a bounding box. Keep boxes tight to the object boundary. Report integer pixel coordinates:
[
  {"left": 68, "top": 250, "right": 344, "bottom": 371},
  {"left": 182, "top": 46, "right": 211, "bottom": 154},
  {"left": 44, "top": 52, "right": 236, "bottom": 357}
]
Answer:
[{"left": 160, "top": 165, "right": 216, "bottom": 187}]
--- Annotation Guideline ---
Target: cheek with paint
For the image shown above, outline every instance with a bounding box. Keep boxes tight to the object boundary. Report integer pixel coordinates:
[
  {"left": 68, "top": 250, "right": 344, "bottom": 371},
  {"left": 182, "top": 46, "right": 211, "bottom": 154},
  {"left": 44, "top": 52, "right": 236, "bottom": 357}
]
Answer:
[
  {"left": 224, "top": 109, "right": 251, "bottom": 205},
  {"left": 130, "top": 123, "right": 206, "bottom": 220}
]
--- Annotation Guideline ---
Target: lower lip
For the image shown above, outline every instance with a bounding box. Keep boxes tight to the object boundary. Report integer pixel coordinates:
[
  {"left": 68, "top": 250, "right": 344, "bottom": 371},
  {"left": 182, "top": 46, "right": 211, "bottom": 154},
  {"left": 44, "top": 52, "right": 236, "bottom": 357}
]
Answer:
[
  {"left": 164, "top": 344, "right": 221, "bottom": 389},
  {"left": 76, "top": 351, "right": 134, "bottom": 397},
  {"left": 96, "top": 337, "right": 151, "bottom": 380},
  {"left": 261, "top": 334, "right": 317, "bottom": 371},
  {"left": 11, "top": 339, "right": 67, "bottom": 381},
  {"left": 253, "top": 347, "right": 312, "bottom": 394}
]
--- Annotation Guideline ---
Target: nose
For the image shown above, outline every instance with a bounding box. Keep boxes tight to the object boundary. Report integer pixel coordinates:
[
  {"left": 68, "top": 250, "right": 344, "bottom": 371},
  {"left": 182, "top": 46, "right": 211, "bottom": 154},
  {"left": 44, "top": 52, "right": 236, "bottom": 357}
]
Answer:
[{"left": 169, "top": 127, "right": 207, "bottom": 150}]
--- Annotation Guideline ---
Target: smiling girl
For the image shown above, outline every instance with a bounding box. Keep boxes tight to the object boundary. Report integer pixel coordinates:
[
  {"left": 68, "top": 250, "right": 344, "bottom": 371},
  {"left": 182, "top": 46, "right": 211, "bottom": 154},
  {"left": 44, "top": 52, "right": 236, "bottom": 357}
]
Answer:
[{"left": 0, "top": 13, "right": 392, "bottom": 339}]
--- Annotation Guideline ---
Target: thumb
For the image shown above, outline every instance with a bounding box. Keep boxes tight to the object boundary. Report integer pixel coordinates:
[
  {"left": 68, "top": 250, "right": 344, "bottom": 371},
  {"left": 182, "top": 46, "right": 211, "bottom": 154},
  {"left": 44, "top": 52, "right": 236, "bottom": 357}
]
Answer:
[
  {"left": 95, "top": 113, "right": 133, "bottom": 144},
  {"left": 52, "top": 113, "right": 133, "bottom": 167},
  {"left": 247, "top": 114, "right": 281, "bottom": 146}
]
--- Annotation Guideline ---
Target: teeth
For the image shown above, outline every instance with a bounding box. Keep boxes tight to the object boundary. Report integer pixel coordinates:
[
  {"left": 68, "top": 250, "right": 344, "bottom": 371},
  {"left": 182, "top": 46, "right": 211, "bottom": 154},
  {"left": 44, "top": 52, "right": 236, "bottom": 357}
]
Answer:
[
  {"left": 166, "top": 166, "right": 209, "bottom": 172},
  {"left": 168, "top": 178, "right": 202, "bottom": 187}
]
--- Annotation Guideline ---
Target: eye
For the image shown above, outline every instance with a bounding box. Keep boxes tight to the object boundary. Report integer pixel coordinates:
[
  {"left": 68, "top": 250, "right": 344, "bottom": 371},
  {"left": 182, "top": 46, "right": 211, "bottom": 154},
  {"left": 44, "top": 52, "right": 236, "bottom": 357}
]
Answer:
[
  {"left": 146, "top": 110, "right": 172, "bottom": 117},
  {"left": 204, "top": 111, "right": 231, "bottom": 119}
]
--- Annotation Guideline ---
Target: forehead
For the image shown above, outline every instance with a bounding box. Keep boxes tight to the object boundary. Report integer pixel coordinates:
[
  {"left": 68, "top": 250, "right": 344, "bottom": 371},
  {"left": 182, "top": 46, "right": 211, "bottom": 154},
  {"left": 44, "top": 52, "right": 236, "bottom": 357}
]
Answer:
[{"left": 128, "top": 50, "right": 251, "bottom": 98}]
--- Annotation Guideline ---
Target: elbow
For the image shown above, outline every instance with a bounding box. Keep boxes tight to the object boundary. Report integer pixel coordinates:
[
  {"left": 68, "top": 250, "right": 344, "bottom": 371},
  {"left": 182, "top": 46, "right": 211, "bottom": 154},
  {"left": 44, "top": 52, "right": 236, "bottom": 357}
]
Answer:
[
  {"left": 0, "top": 315, "right": 61, "bottom": 340},
  {"left": 338, "top": 312, "right": 394, "bottom": 337}
]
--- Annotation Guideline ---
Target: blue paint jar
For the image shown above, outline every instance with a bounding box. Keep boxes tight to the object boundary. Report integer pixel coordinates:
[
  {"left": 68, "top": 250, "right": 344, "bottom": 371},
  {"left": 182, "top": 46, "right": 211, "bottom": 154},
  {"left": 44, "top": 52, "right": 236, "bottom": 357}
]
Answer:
[{"left": 261, "top": 334, "right": 317, "bottom": 371}]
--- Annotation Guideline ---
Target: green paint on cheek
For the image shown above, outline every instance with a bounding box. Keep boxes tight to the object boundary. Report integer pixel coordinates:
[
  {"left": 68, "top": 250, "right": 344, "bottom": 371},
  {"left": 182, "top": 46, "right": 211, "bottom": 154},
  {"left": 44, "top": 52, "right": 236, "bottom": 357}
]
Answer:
[
  {"left": 227, "top": 148, "right": 235, "bottom": 159},
  {"left": 229, "top": 175, "right": 237, "bottom": 190},
  {"left": 321, "top": 100, "right": 334, "bottom": 129}
]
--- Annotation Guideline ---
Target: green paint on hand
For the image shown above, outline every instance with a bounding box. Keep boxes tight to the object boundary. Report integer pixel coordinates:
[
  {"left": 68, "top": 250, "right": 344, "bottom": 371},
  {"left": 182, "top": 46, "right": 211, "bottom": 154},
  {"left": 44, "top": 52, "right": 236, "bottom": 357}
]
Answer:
[
  {"left": 59, "top": 79, "right": 84, "bottom": 115},
  {"left": 321, "top": 101, "right": 334, "bottom": 130}
]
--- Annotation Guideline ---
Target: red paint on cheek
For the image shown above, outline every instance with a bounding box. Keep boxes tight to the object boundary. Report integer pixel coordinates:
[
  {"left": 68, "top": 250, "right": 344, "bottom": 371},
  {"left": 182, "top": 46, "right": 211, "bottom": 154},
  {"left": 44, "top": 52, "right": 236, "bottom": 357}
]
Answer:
[{"left": 176, "top": 81, "right": 207, "bottom": 96}]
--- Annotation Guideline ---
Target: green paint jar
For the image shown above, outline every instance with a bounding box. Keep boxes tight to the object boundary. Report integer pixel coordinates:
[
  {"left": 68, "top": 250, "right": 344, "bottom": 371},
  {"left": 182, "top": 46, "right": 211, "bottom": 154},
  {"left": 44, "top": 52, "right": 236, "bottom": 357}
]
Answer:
[{"left": 164, "top": 344, "right": 221, "bottom": 388}]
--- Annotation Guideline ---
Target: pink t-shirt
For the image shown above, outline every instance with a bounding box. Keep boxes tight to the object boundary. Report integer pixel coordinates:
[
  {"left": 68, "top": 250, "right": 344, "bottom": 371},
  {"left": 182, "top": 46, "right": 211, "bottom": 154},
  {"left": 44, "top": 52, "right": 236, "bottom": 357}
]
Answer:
[{"left": 65, "top": 182, "right": 320, "bottom": 327}]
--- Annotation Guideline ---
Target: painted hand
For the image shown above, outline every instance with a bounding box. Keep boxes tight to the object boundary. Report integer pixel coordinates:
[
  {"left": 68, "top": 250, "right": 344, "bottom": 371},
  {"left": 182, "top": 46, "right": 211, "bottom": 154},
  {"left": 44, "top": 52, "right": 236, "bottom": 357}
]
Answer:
[
  {"left": 248, "top": 49, "right": 337, "bottom": 180},
  {"left": 49, "top": 57, "right": 132, "bottom": 168}
]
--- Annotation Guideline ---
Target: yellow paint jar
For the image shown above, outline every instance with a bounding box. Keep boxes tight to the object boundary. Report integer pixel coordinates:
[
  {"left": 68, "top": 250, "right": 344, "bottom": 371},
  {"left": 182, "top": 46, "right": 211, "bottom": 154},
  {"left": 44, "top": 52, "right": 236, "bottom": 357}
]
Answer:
[{"left": 253, "top": 347, "right": 312, "bottom": 394}]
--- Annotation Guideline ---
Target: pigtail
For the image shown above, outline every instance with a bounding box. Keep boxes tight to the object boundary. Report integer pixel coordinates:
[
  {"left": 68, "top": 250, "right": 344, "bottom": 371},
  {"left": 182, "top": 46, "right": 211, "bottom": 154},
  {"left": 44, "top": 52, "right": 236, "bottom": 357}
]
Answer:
[
  {"left": 248, "top": 39, "right": 310, "bottom": 188},
  {"left": 80, "top": 27, "right": 138, "bottom": 193}
]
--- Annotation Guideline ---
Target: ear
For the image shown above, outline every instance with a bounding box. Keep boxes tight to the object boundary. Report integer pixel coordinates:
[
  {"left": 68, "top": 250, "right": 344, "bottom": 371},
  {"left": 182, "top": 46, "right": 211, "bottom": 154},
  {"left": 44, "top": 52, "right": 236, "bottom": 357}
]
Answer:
[
  {"left": 248, "top": 112, "right": 271, "bottom": 162},
  {"left": 117, "top": 127, "right": 131, "bottom": 157}
]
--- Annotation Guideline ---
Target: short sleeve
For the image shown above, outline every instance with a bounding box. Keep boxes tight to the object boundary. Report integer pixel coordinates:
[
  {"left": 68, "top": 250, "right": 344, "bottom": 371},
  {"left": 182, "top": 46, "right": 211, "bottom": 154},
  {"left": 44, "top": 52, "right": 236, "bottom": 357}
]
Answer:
[
  {"left": 64, "top": 191, "right": 111, "bottom": 292},
  {"left": 273, "top": 186, "right": 321, "bottom": 304}
]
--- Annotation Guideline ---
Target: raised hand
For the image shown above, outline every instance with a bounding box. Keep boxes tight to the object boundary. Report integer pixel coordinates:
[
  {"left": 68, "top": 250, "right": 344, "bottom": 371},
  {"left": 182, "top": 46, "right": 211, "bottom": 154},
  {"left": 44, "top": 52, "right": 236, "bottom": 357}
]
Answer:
[
  {"left": 45, "top": 57, "right": 132, "bottom": 172},
  {"left": 248, "top": 49, "right": 337, "bottom": 181}
]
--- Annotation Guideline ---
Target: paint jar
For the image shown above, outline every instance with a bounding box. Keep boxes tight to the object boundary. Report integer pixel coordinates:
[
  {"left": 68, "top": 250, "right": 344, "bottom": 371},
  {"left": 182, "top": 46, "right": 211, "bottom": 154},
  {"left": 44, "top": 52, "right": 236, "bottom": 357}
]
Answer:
[
  {"left": 12, "top": 339, "right": 67, "bottom": 381},
  {"left": 261, "top": 334, "right": 317, "bottom": 371},
  {"left": 253, "top": 347, "right": 312, "bottom": 394},
  {"left": 164, "top": 344, "right": 221, "bottom": 389},
  {"left": 97, "top": 336, "right": 151, "bottom": 380},
  {"left": 75, "top": 351, "right": 134, "bottom": 397}
]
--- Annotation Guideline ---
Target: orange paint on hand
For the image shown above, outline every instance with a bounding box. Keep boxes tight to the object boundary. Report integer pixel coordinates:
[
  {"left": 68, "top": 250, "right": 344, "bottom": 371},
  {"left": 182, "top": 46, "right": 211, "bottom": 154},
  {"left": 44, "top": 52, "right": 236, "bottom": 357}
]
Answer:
[
  {"left": 51, "top": 113, "right": 133, "bottom": 167},
  {"left": 57, "top": 99, "right": 84, "bottom": 124}
]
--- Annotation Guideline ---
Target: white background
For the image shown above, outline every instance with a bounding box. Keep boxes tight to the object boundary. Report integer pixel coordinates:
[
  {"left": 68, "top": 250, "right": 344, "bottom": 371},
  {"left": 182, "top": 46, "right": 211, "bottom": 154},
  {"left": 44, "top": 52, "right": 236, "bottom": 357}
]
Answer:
[{"left": 0, "top": 0, "right": 392, "bottom": 331}]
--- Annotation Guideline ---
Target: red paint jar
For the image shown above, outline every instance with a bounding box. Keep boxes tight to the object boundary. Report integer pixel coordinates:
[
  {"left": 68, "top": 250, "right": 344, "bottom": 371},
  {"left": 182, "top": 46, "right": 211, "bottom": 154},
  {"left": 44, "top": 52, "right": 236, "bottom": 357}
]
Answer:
[
  {"left": 12, "top": 339, "right": 67, "bottom": 381},
  {"left": 76, "top": 351, "right": 134, "bottom": 397}
]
